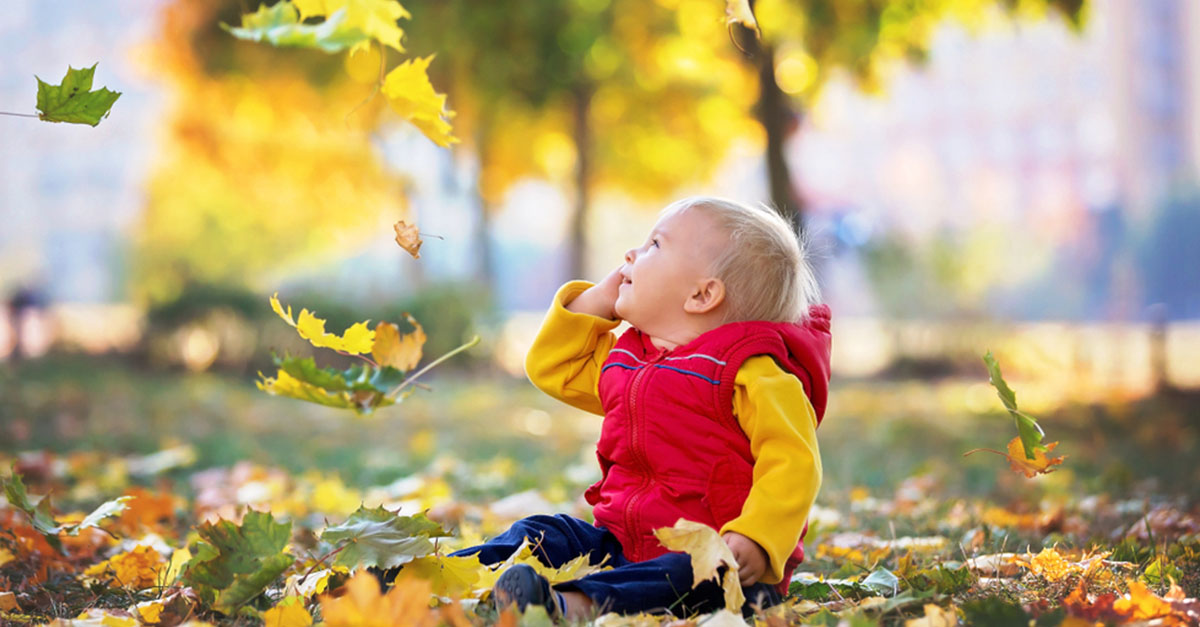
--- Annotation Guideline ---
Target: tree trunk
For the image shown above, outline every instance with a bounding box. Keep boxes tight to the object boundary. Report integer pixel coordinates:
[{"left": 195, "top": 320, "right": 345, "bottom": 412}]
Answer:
[
  {"left": 568, "top": 82, "right": 593, "bottom": 281},
  {"left": 755, "top": 44, "right": 804, "bottom": 234},
  {"left": 473, "top": 121, "right": 496, "bottom": 285}
]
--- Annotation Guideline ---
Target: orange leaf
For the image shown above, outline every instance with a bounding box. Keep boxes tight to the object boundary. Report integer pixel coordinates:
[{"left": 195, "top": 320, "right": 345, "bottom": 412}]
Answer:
[
  {"left": 1006, "top": 437, "right": 1065, "bottom": 478},
  {"left": 320, "top": 571, "right": 438, "bottom": 627},
  {"left": 116, "top": 487, "right": 177, "bottom": 534},
  {"left": 373, "top": 316, "right": 425, "bottom": 372},
  {"left": 1113, "top": 579, "right": 1175, "bottom": 620},
  {"left": 393, "top": 220, "right": 423, "bottom": 258}
]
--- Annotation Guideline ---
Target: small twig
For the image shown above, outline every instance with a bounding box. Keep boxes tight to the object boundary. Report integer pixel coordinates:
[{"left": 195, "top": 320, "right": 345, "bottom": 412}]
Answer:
[
  {"left": 389, "top": 335, "right": 480, "bottom": 398},
  {"left": 0, "top": 111, "right": 39, "bottom": 118}
]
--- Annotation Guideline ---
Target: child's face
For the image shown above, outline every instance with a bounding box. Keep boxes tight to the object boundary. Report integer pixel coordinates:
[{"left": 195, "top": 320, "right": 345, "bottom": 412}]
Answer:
[{"left": 615, "top": 207, "right": 727, "bottom": 337}]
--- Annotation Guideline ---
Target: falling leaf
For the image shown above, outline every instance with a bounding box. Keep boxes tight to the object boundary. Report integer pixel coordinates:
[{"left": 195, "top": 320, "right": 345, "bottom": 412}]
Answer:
[
  {"left": 319, "top": 506, "right": 449, "bottom": 570},
  {"left": 221, "top": 2, "right": 369, "bottom": 53},
  {"left": 983, "top": 351, "right": 1048, "bottom": 460},
  {"left": 1005, "top": 437, "right": 1066, "bottom": 478},
  {"left": 320, "top": 571, "right": 438, "bottom": 627},
  {"left": 292, "top": 0, "right": 411, "bottom": 52},
  {"left": 35, "top": 64, "right": 121, "bottom": 126},
  {"left": 262, "top": 597, "right": 314, "bottom": 627},
  {"left": 373, "top": 316, "right": 425, "bottom": 371},
  {"left": 381, "top": 56, "right": 457, "bottom": 147},
  {"left": 269, "top": 294, "right": 376, "bottom": 354},
  {"left": 725, "top": 0, "right": 760, "bottom": 37},
  {"left": 653, "top": 519, "right": 744, "bottom": 610},
  {"left": 393, "top": 220, "right": 424, "bottom": 259}
]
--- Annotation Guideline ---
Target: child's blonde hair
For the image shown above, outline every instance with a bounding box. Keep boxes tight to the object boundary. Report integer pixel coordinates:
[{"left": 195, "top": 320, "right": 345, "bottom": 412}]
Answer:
[{"left": 664, "top": 196, "right": 820, "bottom": 323}]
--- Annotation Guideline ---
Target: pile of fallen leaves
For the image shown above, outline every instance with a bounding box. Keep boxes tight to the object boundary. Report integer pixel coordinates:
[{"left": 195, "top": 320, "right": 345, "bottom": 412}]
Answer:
[{"left": 2, "top": 447, "right": 1198, "bottom": 626}]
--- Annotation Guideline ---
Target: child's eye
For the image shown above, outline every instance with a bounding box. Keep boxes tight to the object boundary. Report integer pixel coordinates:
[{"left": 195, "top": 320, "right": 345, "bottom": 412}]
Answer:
[{"left": 651, "top": 238, "right": 660, "bottom": 248}]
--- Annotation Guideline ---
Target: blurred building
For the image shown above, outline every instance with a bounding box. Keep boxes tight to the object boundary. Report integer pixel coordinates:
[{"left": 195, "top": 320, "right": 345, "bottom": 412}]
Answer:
[{"left": 795, "top": 0, "right": 1200, "bottom": 320}]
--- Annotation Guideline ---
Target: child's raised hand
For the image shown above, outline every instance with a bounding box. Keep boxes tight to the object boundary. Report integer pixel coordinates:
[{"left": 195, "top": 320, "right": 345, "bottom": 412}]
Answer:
[
  {"left": 565, "top": 266, "right": 624, "bottom": 320},
  {"left": 722, "top": 531, "right": 768, "bottom": 586}
]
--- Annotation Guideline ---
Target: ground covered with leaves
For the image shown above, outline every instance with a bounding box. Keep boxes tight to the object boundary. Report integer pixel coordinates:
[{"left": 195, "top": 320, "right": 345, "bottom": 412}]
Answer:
[{"left": 1, "top": 357, "right": 1198, "bottom": 625}]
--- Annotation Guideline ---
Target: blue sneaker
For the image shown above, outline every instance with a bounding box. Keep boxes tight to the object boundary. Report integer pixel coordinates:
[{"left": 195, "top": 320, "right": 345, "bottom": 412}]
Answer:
[{"left": 493, "top": 564, "right": 564, "bottom": 619}]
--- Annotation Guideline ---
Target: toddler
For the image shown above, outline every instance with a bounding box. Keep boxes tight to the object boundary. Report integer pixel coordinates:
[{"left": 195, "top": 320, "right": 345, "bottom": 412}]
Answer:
[{"left": 462, "top": 197, "right": 829, "bottom": 619}]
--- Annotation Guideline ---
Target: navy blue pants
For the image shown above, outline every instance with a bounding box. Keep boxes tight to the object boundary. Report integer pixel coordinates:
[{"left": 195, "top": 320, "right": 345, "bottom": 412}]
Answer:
[{"left": 451, "top": 514, "right": 781, "bottom": 617}]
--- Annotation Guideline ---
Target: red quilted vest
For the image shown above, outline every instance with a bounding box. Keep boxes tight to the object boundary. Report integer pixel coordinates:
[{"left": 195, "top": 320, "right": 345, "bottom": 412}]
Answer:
[{"left": 586, "top": 305, "right": 832, "bottom": 592}]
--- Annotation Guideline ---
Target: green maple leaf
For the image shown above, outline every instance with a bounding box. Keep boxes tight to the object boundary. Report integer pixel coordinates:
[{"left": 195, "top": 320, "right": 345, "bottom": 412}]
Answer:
[
  {"left": 320, "top": 506, "right": 449, "bottom": 570},
  {"left": 35, "top": 64, "right": 121, "bottom": 126},
  {"left": 258, "top": 355, "right": 405, "bottom": 415},
  {"left": 222, "top": 2, "right": 369, "bottom": 53},
  {"left": 182, "top": 510, "right": 294, "bottom": 614},
  {"left": 983, "top": 351, "right": 1046, "bottom": 460},
  {"left": 1, "top": 469, "right": 129, "bottom": 553}
]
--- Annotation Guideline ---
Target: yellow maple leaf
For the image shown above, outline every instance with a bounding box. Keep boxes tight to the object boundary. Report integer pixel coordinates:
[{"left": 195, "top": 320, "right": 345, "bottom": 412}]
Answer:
[
  {"left": 321, "top": 571, "right": 438, "bottom": 627},
  {"left": 1029, "top": 547, "right": 1081, "bottom": 582},
  {"left": 725, "top": 0, "right": 760, "bottom": 37},
  {"left": 292, "top": 0, "right": 341, "bottom": 19},
  {"left": 1005, "top": 437, "right": 1066, "bottom": 478},
  {"left": 270, "top": 293, "right": 376, "bottom": 355},
  {"left": 403, "top": 554, "right": 483, "bottom": 599},
  {"left": 263, "top": 597, "right": 314, "bottom": 627},
  {"left": 393, "top": 220, "right": 423, "bottom": 259},
  {"left": 85, "top": 545, "right": 165, "bottom": 591},
  {"left": 292, "top": 0, "right": 410, "bottom": 53},
  {"left": 373, "top": 316, "right": 425, "bottom": 371},
  {"left": 381, "top": 56, "right": 457, "bottom": 147},
  {"left": 653, "top": 519, "right": 745, "bottom": 610}
]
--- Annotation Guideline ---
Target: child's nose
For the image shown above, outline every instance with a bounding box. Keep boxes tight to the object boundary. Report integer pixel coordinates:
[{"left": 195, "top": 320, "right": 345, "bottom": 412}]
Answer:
[{"left": 624, "top": 247, "right": 637, "bottom": 263}]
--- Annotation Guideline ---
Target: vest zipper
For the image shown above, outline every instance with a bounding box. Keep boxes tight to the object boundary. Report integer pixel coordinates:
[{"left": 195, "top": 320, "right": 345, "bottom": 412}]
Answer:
[{"left": 624, "top": 349, "right": 665, "bottom": 561}]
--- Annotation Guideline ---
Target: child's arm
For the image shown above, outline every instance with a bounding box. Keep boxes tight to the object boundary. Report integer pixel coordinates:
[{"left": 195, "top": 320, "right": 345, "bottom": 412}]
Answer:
[
  {"left": 720, "top": 355, "right": 823, "bottom": 585},
  {"left": 524, "top": 270, "right": 623, "bottom": 415}
]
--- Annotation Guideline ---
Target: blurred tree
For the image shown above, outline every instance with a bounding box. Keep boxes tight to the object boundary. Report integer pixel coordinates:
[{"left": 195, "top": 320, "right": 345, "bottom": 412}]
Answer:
[
  {"left": 405, "top": 0, "right": 758, "bottom": 281},
  {"left": 134, "top": 0, "right": 405, "bottom": 304},
  {"left": 729, "top": 0, "right": 1086, "bottom": 231}
]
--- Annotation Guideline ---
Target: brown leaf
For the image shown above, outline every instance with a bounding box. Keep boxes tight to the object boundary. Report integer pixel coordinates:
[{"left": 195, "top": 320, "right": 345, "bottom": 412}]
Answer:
[
  {"left": 394, "top": 220, "right": 423, "bottom": 259},
  {"left": 1006, "top": 437, "right": 1066, "bottom": 478},
  {"left": 373, "top": 316, "right": 425, "bottom": 372}
]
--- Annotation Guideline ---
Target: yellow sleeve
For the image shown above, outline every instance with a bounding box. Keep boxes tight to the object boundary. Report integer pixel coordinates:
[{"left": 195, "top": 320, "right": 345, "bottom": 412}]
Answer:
[
  {"left": 523, "top": 281, "right": 621, "bottom": 415},
  {"left": 719, "top": 355, "right": 822, "bottom": 585}
]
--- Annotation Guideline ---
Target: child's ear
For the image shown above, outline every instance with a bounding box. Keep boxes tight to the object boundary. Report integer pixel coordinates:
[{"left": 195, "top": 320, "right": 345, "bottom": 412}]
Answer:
[{"left": 685, "top": 277, "right": 725, "bottom": 314}]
